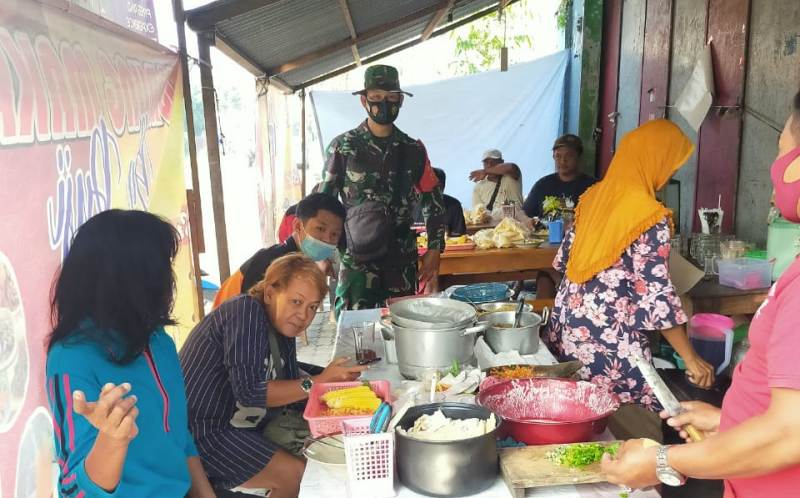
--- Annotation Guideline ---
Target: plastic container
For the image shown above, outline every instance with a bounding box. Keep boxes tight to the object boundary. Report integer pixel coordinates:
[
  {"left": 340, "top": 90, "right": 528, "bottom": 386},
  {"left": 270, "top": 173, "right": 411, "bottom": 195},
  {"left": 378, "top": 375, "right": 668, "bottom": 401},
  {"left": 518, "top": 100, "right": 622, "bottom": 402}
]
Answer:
[
  {"left": 767, "top": 218, "right": 800, "bottom": 280},
  {"left": 689, "top": 314, "right": 734, "bottom": 375},
  {"left": 303, "top": 380, "right": 392, "bottom": 438},
  {"left": 342, "top": 418, "right": 396, "bottom": 498},
  {"left": 716, "top": 257, "right": 773, "bottom": 290},
  {"left": 548, "top": 220, "right": 564, "bottom": 244}
]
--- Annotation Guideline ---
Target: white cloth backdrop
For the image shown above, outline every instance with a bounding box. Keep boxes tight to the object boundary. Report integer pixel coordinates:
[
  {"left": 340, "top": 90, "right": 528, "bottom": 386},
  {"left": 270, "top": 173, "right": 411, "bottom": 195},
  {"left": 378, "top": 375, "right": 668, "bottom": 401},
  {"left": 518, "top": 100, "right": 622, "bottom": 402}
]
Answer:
[{"left": 309, "top": 51, "right": 568, "bottom": 208}]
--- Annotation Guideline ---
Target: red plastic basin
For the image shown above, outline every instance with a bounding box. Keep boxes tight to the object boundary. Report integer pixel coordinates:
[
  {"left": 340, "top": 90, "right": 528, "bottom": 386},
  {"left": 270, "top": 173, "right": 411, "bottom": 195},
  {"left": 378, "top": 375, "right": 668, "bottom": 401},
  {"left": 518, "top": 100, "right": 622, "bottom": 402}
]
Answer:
[{"left": 476, "top": 378, "right": 619, "bottom": 445}]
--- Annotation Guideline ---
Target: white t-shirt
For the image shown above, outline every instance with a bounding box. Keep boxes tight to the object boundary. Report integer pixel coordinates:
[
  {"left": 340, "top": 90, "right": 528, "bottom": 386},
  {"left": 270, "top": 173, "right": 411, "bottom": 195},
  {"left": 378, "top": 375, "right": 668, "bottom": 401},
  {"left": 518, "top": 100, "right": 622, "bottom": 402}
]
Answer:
[{"left": 472, "top": 175, "right": 524, "bottom": 209}]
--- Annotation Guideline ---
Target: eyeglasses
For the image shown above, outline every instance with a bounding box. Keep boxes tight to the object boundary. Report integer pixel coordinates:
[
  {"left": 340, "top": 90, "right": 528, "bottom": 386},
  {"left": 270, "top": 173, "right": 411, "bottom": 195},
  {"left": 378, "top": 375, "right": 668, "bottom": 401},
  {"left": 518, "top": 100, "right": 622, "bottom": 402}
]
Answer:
[{"left": 365, "top": 90, "right": 403, "bottom": 103}]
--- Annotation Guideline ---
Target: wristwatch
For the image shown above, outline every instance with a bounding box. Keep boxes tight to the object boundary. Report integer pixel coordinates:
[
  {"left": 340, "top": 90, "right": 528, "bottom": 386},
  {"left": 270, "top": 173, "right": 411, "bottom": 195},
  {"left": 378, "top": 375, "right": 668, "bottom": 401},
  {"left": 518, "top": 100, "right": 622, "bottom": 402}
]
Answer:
[
  {"left": 656, "top": 445, "right": 686, "bottom": 486},
  {"left": 300, "top": 376, "right": 313, "bottom": 394}
]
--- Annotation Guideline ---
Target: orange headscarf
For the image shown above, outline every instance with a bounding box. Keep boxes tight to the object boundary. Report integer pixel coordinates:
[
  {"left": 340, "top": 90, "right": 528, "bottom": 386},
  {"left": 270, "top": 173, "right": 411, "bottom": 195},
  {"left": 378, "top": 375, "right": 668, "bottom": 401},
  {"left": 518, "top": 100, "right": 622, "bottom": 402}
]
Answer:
[{"left": 565, "top": 119, "right": 694, "bottom": 284}]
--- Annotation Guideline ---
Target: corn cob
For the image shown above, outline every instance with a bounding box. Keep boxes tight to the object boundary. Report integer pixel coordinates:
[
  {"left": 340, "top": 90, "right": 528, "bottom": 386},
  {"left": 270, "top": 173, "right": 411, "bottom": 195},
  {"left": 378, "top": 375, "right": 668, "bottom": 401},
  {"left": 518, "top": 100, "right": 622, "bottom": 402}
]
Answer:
[
  {"left": 320, "top": 385, "right": 373, "bottom": 403},
  {"left": 325, "top": 393, "right": 381, "bottom": 408}
]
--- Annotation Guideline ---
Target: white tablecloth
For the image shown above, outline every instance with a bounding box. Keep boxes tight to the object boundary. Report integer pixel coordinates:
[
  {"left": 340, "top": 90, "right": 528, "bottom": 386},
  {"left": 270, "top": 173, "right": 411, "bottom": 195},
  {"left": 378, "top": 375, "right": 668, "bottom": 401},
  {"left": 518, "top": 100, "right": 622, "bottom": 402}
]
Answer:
[{"left": 299, "top": 309, "right": 661, "bottom": 498}]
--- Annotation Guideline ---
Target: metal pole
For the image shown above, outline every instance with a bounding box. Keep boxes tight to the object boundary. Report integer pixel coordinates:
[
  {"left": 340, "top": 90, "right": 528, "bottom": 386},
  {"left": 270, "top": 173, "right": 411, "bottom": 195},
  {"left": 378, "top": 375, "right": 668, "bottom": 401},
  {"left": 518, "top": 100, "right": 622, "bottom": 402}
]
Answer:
[
  {"left": 300, "top": 88, "right": 307, "bottom": 196},
  {"left": 198, "top": 32, "right": 232, "bottom": 281},
  {"left": 172, "top": 0, "right": 205, "bottom": 318}
]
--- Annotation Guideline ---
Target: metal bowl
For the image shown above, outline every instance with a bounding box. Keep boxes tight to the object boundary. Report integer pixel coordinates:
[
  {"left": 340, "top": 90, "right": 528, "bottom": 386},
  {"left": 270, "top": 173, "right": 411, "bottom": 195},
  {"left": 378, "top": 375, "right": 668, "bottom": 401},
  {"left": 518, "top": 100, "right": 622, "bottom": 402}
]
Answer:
[
  {"left": 389, "top": 297, "right": 477, "bottom": 330},
  {"left": 476, "top": 378, "right": 619, "bottom": 445},
  {"left": 477, "top": 302, "right": 533, "bottom": 314},
  {"left": 395, "top": 403, "right": 500, "bottom": 497}
]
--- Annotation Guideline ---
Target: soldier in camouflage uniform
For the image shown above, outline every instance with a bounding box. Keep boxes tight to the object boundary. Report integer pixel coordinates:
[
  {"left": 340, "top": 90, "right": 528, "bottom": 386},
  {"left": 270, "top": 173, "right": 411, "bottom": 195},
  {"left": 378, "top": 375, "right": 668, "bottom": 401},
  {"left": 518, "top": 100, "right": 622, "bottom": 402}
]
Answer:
[{"left": 320, "top": 65, "right": 446, "bottom": 316}]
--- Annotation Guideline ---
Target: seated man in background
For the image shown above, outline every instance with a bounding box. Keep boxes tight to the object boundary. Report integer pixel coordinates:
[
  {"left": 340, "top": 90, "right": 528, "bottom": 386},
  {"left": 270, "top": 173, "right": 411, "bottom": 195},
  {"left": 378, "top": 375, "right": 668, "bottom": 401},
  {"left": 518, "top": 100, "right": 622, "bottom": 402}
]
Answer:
[
  {"left": 213, "top": 193, "right": 345, "bottom": 309},
  {"left": 522, "top": 134, "right": 596, "bottom": 219},
  {"left": 414, "top": 168, "right": 467, "bottom": 237},
  {"left": 470, "top": 148, "right": 524, "bottom": 213}
]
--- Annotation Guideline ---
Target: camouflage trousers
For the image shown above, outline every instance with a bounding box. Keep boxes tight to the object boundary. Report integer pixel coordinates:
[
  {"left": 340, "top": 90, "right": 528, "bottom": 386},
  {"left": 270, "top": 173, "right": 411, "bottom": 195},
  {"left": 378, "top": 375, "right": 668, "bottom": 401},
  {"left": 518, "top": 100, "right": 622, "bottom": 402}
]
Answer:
[{"left": 334, "top": 259, "right": 417, "bottom": 317}]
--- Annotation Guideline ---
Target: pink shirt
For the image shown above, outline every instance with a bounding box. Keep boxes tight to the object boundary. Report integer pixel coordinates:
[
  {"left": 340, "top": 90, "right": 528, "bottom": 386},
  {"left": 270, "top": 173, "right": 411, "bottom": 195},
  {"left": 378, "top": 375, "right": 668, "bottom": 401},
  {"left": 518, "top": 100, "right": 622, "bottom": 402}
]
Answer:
[{"left": 719, "top": 258, "right": 800, "bottom": 497}]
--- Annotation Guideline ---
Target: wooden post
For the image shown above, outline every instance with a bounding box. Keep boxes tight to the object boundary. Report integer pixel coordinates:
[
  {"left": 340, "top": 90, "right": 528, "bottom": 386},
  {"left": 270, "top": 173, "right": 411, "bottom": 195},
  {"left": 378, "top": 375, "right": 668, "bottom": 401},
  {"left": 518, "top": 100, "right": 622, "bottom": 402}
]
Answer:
[
  {"left": 198, "top": 32, "right": 231, "bottom": 281},
  {"left": 173, "top": 0, "right": 205, "bottom": 318},
  {"left": 300, "top": 88, "right": 307, "bottom": 196}
]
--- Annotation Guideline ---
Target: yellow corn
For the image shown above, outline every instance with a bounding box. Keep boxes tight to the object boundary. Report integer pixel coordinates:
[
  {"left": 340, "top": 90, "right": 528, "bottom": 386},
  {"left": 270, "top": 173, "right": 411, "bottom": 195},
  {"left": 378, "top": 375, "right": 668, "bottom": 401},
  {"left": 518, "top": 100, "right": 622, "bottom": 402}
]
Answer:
[
  {"left": 323, "top": 407, "right": 376, "bottom": 417},
  {"left": 320, "top": 385, "right": 372, "bottom": 403},
  {"left": 326, "top": 393, "right": 381, "bottom": 409},
  {"left": 330, "top": 396, "right": 381, "bottom": 412}
]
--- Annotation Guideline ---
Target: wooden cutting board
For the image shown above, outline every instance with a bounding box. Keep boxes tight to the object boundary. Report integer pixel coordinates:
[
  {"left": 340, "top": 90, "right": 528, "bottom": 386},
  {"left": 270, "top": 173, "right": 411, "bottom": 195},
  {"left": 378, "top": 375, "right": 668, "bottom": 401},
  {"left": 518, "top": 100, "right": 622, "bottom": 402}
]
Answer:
[{"left": 499, "top": 441, "right": 621, "bottom": 498}]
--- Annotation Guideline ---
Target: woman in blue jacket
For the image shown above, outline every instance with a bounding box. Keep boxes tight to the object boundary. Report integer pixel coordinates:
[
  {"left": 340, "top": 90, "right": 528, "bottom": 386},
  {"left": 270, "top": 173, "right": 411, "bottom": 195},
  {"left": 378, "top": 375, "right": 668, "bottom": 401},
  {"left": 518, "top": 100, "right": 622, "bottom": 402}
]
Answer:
[{"left": 45, "top": 209, "right": 215, "bottom": 498}]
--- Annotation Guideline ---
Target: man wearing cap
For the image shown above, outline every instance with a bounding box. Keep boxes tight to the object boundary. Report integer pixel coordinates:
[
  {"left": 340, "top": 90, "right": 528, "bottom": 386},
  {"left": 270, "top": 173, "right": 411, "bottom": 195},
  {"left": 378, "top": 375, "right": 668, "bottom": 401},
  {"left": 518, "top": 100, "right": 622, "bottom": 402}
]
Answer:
[
  {"left": 522, "top": 134, "right": 597, "bottom": 219},
  {"left": 320, "top": 64, "right": 446, "bottom": 316},
  {"left": 470, "top": 149, "right": 524, "bottom": 211}
]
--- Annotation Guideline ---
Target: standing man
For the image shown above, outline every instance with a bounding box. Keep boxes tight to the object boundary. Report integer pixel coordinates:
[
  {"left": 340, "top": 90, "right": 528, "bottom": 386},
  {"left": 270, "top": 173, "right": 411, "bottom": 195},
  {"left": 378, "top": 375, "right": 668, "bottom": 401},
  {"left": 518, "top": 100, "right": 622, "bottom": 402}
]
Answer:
[
  {"left": 320, "top": 65, "right": 446, "bottom": 315},
  {"left": 470, "top": 148, "right": 524, "bottom": 211},
  {"left": 522, "top": 134, "right": 596, "bottom": 219}
]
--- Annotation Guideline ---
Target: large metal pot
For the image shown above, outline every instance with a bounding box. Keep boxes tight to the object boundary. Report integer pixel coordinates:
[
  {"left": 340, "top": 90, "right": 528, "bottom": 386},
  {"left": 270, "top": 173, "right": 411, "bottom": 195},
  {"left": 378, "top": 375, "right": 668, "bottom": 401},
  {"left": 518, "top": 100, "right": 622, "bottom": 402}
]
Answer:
[
  {"left": 382, "top": 318, "right": 484, "bottom": 379},
  {"left": 389, "top": 297, "right": 476, "bottom": 330},
  {"left": 396, "top": 403, "right": 500, "bottom": 497},
  {"left": 481, "top": 310, "right": 547, "bottom": 355}
]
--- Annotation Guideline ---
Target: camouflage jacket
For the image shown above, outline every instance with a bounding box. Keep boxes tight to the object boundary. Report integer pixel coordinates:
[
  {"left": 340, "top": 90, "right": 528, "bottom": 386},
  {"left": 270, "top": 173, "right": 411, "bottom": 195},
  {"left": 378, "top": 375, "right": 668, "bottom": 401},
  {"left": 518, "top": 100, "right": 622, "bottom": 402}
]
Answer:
[{"left": 321, "top": 120, "right": 446, "bottom": 258}]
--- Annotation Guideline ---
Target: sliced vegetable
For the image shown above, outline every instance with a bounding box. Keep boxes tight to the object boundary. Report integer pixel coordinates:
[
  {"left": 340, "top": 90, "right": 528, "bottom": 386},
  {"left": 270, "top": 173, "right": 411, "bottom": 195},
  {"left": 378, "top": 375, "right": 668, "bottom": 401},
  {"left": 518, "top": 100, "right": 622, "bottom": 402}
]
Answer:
[{"left": 546, "top": 442, "right": 621, "bottom": 469}]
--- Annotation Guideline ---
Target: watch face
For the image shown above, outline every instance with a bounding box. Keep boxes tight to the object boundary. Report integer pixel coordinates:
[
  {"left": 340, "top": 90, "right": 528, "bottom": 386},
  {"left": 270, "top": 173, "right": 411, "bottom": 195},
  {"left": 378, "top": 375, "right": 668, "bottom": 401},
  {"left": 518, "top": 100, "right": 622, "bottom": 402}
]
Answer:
[
  {"left": 658, "top": 470, "right": 683, "bottom": 487},
  {"left": 301, "top": 378, "right": 313, "bottom": 392}
]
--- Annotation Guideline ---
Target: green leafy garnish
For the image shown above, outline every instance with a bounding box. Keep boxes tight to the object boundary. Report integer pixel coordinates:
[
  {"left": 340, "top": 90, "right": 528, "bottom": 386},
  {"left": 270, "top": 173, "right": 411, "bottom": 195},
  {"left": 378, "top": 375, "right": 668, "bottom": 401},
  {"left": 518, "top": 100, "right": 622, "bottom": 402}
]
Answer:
[
  {"left": 546, "top": 442, "right": 620, "bottom": 469},
  {"left": 449, "top": 359, "right": 461, "bottom": 377}
]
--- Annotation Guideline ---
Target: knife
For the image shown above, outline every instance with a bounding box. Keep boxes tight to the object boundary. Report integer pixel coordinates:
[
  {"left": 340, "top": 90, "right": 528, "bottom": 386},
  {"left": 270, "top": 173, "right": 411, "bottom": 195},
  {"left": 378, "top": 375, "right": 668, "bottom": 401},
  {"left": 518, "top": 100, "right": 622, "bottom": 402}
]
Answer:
[{"left": 634, "top": 356, "right": 704, "bottom": 443}]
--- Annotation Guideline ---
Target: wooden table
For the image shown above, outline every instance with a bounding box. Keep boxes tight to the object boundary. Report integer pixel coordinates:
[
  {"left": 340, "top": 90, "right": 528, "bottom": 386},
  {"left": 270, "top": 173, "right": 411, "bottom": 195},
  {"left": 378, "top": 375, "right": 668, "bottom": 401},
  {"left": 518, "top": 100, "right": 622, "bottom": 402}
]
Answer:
[
  {"left": 437, "top": 244, "right": 559, "bottom": 288},
  {"left": 687, "top": 277, "right": 770, "bottom": 315}
]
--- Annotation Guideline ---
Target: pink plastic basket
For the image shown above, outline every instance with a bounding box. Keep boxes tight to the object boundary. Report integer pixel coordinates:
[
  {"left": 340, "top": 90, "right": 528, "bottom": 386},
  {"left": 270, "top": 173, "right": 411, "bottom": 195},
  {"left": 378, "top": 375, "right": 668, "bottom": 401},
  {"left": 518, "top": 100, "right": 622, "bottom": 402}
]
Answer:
[{"left": 303, "top": 380, "right": 392, "bottom": 438}]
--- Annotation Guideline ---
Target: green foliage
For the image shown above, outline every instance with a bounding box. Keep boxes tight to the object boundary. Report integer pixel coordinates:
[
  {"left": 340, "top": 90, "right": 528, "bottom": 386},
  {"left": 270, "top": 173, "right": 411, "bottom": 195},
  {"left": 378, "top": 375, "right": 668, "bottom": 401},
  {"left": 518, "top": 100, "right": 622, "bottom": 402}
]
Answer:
[
  {"left": 449, "top": 3, "right": 534, "bottom": 75},
  {"left": 556, "top": 0, "right": 572, "bottom": 30}
]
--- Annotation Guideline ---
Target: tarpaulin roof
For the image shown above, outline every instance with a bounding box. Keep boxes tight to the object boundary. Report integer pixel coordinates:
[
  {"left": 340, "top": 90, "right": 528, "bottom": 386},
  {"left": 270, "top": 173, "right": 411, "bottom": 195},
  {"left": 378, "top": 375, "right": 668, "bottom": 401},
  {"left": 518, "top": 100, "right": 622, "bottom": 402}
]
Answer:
[{"left": 185, "top": 0, "right": 520, "bottom": 92}]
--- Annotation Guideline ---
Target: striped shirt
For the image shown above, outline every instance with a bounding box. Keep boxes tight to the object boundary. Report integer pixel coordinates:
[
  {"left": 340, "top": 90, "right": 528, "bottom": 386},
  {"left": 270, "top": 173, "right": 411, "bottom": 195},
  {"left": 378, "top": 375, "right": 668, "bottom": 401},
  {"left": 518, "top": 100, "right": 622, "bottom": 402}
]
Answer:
[{"left": 179, "top": 295, "right": 321, "bottom": 438}]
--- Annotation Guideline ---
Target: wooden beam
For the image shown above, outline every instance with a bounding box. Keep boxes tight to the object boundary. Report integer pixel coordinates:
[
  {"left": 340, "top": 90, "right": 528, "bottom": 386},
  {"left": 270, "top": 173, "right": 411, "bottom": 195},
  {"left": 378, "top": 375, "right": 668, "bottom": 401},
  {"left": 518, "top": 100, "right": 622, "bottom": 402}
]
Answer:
[
  {"left": 198, "top": 32, "right": 231, "bottom": 281},
  {"left": 186, "top": 0, "right": 284, "bottom": 31},
  {"left": 337, "top": 0, "right": 362, "bottom": 66},
  {"left": 267, "top": 0, "right": 450, "bottom": 76},
  {"left": 173, "top": 0, "right": 206, "bottom": 319},
  {"left": 268, "top": 76, "right": 294, "bottom": 94},
  {"left": 299, "top": 0, "right": 522, "bottom": 89},
  {"left": 499, "top": 0, "right": 511, "bottom": 10},
  {"left": 214, "top": 32, "right": 266, "bottom": 76},
  {"left": 421, "top": 0, "right": 455, "bottom": 41}
]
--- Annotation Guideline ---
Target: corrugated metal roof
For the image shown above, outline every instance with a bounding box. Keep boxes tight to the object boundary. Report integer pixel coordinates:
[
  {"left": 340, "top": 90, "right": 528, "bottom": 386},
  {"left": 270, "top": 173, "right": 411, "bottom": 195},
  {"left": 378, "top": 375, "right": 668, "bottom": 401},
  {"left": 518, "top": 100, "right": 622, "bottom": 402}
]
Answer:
[{"left": 186, "top": 0, "right": 517, "bottom": 91}]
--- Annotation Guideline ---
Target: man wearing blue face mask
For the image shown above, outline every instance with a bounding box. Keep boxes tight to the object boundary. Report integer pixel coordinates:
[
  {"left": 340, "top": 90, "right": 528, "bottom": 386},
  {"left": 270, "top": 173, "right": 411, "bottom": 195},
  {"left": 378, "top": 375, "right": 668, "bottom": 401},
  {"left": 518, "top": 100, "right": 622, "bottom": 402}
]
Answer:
[{"left": 213, "top": 193, "right": 345, "bottom": 309}]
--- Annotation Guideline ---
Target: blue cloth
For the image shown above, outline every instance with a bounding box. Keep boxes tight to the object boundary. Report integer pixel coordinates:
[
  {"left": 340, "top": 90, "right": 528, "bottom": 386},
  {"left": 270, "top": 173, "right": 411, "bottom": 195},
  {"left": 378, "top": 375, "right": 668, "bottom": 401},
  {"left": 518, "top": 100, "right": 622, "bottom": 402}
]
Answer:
[{"left": 46, "top": 325, "right": 197, "bottom": 498}]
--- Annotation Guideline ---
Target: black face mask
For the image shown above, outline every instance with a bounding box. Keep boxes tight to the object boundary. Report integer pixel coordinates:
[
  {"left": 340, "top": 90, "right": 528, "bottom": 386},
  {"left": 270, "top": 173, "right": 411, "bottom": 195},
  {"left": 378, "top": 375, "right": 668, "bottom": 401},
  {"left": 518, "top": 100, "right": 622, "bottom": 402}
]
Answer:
[{"left": 366, "top": 99, "right": 400, "bottom": 125}]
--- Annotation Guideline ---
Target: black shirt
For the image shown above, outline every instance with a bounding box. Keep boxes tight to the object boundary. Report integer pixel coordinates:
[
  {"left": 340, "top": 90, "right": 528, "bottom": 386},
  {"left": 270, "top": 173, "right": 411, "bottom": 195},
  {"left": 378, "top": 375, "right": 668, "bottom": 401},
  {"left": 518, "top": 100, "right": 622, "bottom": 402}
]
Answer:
[
  {"left": 413, "top": 194, "right": 467, "bottom": 237},
  {"left": 239, "top": 237, "right": 299, "bottom": 293},
  {"left": 522, "top": 173, "right": 597, "bottom": 218}
]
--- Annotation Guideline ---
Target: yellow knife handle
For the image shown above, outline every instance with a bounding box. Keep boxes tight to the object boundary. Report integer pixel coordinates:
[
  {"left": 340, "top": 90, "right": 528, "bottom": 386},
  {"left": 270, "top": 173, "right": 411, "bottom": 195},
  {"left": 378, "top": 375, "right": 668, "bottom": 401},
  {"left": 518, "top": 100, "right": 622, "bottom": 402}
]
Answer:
[{"left": 685, "top": 424, "right": 704, "bottom": 442}]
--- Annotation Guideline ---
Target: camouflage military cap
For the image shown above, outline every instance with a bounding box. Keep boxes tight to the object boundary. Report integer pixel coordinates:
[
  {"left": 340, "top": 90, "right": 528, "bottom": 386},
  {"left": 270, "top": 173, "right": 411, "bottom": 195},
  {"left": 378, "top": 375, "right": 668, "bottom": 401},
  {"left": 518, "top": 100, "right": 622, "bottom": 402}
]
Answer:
[{"left": 352, "top": 64, "right": 413, "bottom": 97}]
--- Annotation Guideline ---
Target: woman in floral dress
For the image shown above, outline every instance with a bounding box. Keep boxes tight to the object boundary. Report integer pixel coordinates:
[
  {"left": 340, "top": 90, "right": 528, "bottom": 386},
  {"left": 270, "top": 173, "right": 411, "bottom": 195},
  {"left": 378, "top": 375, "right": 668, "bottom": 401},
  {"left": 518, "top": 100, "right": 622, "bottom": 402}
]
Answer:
[{"left": 544, "top": 119, "right": 714, "bottom": 411}]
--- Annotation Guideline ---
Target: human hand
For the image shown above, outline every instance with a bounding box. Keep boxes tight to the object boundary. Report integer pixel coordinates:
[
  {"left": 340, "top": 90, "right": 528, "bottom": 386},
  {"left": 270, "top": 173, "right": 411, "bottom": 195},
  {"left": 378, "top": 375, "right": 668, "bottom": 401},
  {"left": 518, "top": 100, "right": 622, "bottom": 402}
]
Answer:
[
  {"left": 684, "top": 355, "right": 715, "bottom": 388},
  {"left": 316, "top": 357, "right": 368, "bottom": 383},
  {"left": 316, "top": 259, "right": 335, "bottom": 278},
  {"left": 418, "top": 250, "right": 441, "bottom": 293},
  {"left": 73, "top": 383, "right": 139, "bottom": 445},
  {"left": 659, "top": 401, "right": 721, "bottom": 441},
  {"left": 600, "top": 438, "right": 661, "bottom": 489},
  {"left": 469, "top": 169, "right": 488, "bottom": 182}
]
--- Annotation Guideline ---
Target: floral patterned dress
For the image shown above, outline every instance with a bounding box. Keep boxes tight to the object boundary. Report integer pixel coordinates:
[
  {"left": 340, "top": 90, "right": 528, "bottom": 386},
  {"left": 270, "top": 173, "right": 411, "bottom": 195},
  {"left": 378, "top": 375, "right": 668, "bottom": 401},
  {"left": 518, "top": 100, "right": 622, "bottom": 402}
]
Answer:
[{"left": 544, "top": 218, "right": 687, "bottom": 411}]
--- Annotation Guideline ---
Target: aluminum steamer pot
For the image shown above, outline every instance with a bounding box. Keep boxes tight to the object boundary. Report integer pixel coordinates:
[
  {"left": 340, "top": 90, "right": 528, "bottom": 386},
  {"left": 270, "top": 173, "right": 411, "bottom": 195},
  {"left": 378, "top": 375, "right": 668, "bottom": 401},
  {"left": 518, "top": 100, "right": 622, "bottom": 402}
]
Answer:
[
  {"left": 381, "top": 318, "right": 484, "bottom": 379},
  {"left": 395, "top": 403, "right": 500, "bottom": 497},
  {"left": 481, "top": 310, "right": 548, "bottom": 355}
]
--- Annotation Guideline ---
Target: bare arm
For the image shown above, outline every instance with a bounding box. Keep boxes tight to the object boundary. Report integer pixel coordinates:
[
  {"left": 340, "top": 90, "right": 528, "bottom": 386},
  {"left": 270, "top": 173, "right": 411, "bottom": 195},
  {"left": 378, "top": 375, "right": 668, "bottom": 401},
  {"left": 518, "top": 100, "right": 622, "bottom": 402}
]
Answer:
[
  {"left": 661, "top": 324, "right": 715, "bottom": 388},
  {"left": 484, "top": 162, "right": 521, "bottom": 180},
  {"left": 186, "top": 456, "right": 216, "bottom": 498},
  {"left": 670, "top": 388, "right": 800, "bottom": 479}
]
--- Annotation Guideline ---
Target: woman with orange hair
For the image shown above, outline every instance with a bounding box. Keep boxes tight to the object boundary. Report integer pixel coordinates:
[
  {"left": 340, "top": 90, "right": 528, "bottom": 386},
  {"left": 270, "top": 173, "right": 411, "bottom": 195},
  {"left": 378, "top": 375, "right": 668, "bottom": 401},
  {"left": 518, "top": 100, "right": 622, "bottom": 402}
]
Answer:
[{"left": 544, "top": 119, "right": 714, "bottom": 411}]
